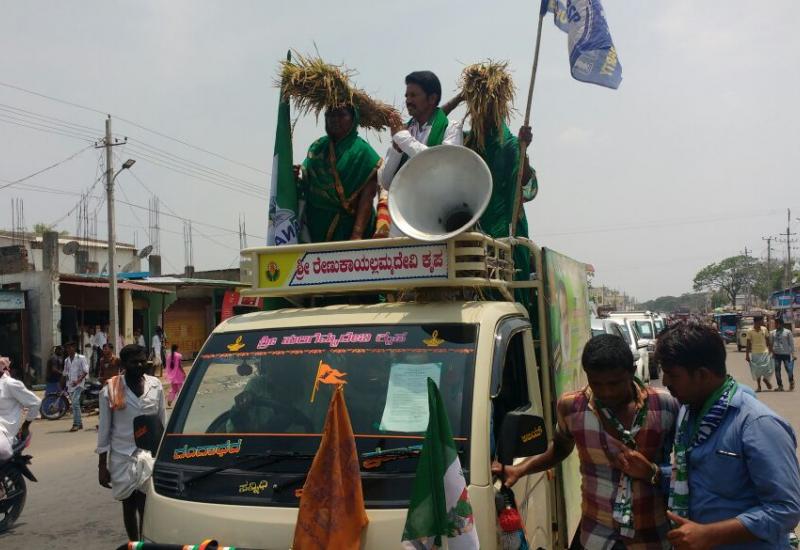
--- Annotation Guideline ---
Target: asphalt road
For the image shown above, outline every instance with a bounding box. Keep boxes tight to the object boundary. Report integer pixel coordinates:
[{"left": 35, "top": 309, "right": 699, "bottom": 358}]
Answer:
[{"left": 1, "top": 344, "right": 797, "bottom": 550}]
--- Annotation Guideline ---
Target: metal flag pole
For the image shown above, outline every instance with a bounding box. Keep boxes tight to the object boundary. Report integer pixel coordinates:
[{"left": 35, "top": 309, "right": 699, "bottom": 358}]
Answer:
[{"left": 510, "top": 1, "right": 548, "bottom": 238}]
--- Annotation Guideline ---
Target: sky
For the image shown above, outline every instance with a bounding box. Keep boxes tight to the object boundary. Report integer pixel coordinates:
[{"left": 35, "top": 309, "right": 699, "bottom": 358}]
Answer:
[{"left": 1, "top": 1, "right": 799, "bottom": 301}]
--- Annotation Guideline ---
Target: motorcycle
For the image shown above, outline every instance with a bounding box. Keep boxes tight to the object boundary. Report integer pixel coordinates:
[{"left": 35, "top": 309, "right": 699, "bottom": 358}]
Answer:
[
  {"left": 0, "top": 433, "right": 36, "bottom": 533},
  {"left": 40, "top": 380, "right": 102, "bottom": 420}
]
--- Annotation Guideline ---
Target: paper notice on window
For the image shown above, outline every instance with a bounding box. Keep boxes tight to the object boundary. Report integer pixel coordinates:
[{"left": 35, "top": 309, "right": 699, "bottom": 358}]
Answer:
[{"left": 379, "top": 362, "right": 442, "bottom": 433}]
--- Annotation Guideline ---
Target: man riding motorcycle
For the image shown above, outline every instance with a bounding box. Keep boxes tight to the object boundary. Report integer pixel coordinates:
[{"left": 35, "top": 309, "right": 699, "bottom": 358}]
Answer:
[{"left": 0, "top": 356, "right": 40, "bottom": 462}]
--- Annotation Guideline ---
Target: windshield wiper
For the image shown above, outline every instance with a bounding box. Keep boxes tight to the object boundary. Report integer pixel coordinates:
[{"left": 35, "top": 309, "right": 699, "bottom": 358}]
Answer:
[
  {"left": 361, "top": 445, "right": 422, "bottom": 469},
  {"left": 182, "top": 451, "right": 315, "bottom": 488}
]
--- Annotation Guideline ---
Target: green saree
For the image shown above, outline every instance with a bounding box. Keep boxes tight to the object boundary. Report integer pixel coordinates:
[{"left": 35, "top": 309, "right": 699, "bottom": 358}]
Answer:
[
  {"left": 466, "top": 124, "right": 538, "bottom": 304},
  {"left": 301, "top": 108, "right": 381, "bottom": 242}
]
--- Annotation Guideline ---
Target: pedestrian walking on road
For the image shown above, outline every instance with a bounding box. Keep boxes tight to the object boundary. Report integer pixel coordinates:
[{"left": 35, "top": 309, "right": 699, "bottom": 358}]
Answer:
[
  {"left": 62, "top": 341, "right": 89, "bottom": 432},
  {"left": 745, "top": 316, "right": 774, "bottom": 392},
  {"left": 493, "top": 335, "right": 679, "bottom": 549},
  {"left": 165, "top": 343, "right": 185, "bottom": 407},
  {"left": 45, "top": 345, "right": 64, "bottom": 395},
  {"left": 92, "top": 325, "right": 108, "bottom": 377},
  {"left": 770, "top": 317, "right": 796, "bottom": 391},
  {"left": 97, "top": 344, "right": 165, "bottom": 541},
  {"left": 150, "top": 326, "right": 164, "bottom": 373},
  {"left": 0, "top": 356, "right": 41, "bottom": 462},
  {"left": 97, "top": 344, "right": 121, "bottom": 385},
  {"left": 658, "top": 320, "right": 800, "bottom": 549}
]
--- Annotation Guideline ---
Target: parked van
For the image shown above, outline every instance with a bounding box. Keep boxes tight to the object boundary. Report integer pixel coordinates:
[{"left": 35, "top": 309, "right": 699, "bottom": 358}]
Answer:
[{"left": 141, "top": 234, "right": 591, "bottom": 549}]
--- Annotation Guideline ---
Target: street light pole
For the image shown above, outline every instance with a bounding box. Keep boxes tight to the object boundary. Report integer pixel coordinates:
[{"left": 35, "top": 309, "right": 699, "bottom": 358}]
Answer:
[
  {"left": 103, "top": 115, "right": 135, "bottom": 350},
  {"left": 105, "top": 117, "right": 118, "bottom": 352}
]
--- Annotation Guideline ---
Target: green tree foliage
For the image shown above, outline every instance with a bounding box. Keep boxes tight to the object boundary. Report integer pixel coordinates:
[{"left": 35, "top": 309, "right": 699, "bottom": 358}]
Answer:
[
  {"left": 639, "top": 292, "right": 710, "bottom": 313},
  {"left": 693, "top": 255, "right": 760, "bottom": 305},
  {"left": 32, "top": 222, "right": 68, "bottom": 236}
]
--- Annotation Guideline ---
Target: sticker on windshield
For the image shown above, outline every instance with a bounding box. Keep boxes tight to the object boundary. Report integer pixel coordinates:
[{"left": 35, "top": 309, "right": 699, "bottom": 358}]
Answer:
[
  {"left": 173, "top": 439, "right": 243, "bottom": 460},
  {"left": 227, "top": 336, "right": 246, "bottom": 352},
  {"left": 423, "top": 330, "right": 444, "bottom": 347},
  {"left": 239, "top": 480, "right": 269, "bottom": 495},
  {"left": 310, "top": 360, "right": 347, "bottom": 402}
]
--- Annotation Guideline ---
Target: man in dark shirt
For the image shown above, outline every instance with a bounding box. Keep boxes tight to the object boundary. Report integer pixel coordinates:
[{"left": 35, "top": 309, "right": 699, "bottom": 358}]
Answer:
[
  {"left": 97, "top": 344, "right": 120, "bottom": 385},
  {"left": 46, "top": 346, "right": 64, "bottom": 393}
]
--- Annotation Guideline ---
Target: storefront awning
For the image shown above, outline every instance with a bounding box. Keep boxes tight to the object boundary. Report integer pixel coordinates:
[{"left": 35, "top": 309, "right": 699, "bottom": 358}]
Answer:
[{"left": 59, "top": 280, "right": 172, "bottom": 294}]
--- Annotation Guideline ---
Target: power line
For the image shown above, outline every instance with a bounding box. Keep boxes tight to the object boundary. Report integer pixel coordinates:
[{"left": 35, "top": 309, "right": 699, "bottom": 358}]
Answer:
[
  {"left": 0, "top": 114, "right": 96, "bottom": 143},
  {"left": 121, "top": 145, "right": 264, "bottom": 198},
  {"left": 120, "top": 163, "right": 262, "bottom": 239},
  {"left": 0, "top": 80, "right": 268, "bottom": 175},
  {"left": 0, "top": 145, "right": 93, "bottom": 191},
  {"left": 125, "top": 138, "right": 263, "bottom": 192},
  {"left": 0, "top": 102, "right": 102, "bottom": 134}
]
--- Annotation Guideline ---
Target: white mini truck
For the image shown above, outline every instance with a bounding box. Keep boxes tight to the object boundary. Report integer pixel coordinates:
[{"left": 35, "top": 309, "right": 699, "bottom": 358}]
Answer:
[{"left": 142, "top": 233, "right": 591, "bottom": 549}]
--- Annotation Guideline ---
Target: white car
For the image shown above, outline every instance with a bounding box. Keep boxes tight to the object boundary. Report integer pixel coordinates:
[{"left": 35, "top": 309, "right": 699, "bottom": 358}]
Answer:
[
  {"left": 610, "top": 312, "right": 659, "bottom": 380},
  {"left": 591, "top": 317, "right": 650, "bottom": 383}
]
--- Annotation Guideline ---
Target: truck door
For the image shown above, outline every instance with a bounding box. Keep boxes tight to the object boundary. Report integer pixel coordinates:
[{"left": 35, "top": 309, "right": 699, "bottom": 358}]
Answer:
[{"left": 491, "top": 318, "right": 552, "bottom": 550}]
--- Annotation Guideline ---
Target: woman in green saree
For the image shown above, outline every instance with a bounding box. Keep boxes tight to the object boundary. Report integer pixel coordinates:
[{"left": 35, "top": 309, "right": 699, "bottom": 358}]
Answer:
[
  {"left": 298, "top": 105, "right": 382, "bottom": 242},
  {"left": 443, "top": 85, "right": 539, "bottom": 305}
]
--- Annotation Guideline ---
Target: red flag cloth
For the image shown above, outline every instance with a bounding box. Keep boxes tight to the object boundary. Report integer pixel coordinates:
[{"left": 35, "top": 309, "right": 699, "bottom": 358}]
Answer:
[{"left": 292, "top": 387, "right": 367, "bottom": 549}]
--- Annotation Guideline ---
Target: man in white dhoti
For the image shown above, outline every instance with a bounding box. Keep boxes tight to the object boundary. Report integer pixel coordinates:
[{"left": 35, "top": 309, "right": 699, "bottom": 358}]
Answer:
[
  {"left": 96, "top": 344, "right": 165, "bottom": 541},
  {"left": 745, "top": 316, "right": 774, "bottom": 392}
]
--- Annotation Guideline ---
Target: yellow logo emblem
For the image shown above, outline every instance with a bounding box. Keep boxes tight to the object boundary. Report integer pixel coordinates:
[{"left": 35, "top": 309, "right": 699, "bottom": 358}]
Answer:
[
  {"left": 423, "top": 330, "right": 444, "bottom": 347},
  {"left": 227, "top": 335, "right": 245, "bottom": 352}
]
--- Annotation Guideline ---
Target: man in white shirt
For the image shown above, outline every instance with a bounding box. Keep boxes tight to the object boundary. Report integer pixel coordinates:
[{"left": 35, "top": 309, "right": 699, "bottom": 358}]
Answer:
[
  {"left": 0, "top": 356, "right": 41, "bottom": 461},
  {"left": 63, "top": 341, "right": 90, "bottom": 431},
  {"left": 97, "top": 344, "right": 165, "bottom": 541},
  {"left": 377, "top": 71, "right": 464, "bottom": 236}
]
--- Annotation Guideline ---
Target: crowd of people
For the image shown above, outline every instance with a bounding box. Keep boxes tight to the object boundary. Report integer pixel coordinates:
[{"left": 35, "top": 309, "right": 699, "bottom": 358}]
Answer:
[
  {"left": 291, "top": 67, "right": 538, "bottom": 250},
  {"left": 493, "top": 320, "right": 800, "bottom": 549}
]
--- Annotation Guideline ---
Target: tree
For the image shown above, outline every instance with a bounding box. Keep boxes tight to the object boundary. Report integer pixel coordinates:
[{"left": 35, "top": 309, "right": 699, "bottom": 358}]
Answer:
[
  {"left": 32, "top": 222, "right": 68, "bottom": 236},
  {"left": 693, "top": 255, "right": 759, "bottom": 306}
]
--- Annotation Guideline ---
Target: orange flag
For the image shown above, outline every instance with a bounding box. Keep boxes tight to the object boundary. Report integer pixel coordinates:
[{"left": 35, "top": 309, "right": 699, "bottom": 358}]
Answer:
[{"left": 292, "top": 386, "right": 368, "bottom": 550}]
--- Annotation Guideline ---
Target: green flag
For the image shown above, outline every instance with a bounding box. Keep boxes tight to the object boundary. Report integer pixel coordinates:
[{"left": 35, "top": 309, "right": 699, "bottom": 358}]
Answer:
[
  {"left": 401, "top": 378, "right": 479, "bottom": 549},
  {"left": 267, "top": 50, "right": 299, "bottom": 246}
]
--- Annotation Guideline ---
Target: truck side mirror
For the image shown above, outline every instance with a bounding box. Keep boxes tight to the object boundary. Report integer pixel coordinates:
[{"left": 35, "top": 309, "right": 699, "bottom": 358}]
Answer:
[{"left": 497, "top": 410, "right": 548, "bottom": 465}]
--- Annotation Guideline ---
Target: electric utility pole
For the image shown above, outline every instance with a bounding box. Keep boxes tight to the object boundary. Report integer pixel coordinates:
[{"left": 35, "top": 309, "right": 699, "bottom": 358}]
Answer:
[
  {"left": 95, "top": 116, "right": 129, "bottom": 350},
  {"left": 762, "top": 236, "right": 774, "bottom": 294}
]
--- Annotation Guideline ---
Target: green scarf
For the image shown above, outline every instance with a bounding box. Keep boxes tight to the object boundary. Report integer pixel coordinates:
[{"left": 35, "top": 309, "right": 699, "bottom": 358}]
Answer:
[
  {"left": 301, "top": 107, "right": 381, "bottom": 242},
  {"left": 669, "top": 375, "right": 738, "bottom": 519},
  {"left": 594, "top": 377, "right": 648, "bottom": 538},
  {"left": 395, "top": 107, "right": 450, "bottom": 172},
  {"left": 466, "top": 123, "right": 535, "bottom": 305},
  {"left": 423, "top": 107, "right": 449, "bottom": 147}
]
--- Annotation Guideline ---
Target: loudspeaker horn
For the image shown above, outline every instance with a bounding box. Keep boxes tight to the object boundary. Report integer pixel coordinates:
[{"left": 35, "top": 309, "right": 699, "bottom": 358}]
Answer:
[{"left": 388, "top": 144, "right": 493, "bottom": 241}]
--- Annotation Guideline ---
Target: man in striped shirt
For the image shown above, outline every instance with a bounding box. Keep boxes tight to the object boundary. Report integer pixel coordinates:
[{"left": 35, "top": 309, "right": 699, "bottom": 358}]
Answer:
[{"left": 493, "top": 335, "right": 678, "bottom": 549}]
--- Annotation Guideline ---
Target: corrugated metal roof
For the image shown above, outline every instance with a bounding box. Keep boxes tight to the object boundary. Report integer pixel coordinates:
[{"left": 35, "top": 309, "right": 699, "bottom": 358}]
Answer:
[{"left": 59, "top": 280, "right": 171, "bottom": 293}]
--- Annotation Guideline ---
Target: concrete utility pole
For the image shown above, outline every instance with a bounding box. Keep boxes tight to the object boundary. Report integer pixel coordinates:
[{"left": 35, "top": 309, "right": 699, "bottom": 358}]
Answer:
[
  {"left": 105, "top": 117, "right": 118, "bottom": 349},
  {"left": 95, "top": 115, "right": 133, "bottom": 351},
  {"left": 762, "top": 236, "right": 773, "bottom": 294},
  {"left": 777, "top": 208, "right": 797, "bottom": 290},
  {"left": 742, "top": 247, "right": 751, "bottom": 309}
]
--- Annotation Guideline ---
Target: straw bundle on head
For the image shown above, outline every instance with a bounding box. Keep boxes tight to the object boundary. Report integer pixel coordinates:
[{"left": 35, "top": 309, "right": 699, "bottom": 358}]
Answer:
[
  {"left": 279, "top": 52, "right": 398, "bottom": 131},
  {"left": 460, "top": 60, "right": 515, "bottom": 151}
]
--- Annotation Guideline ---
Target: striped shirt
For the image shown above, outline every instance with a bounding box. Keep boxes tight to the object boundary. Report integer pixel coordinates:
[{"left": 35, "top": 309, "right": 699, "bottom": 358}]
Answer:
[{"left": 557, "top": 384, "right": 679, "bottom": 549}]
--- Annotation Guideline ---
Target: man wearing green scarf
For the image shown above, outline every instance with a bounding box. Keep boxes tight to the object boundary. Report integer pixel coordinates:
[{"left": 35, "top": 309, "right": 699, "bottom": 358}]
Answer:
[
  {"left": 658, "top": 321, "right": 800, "bottom": 549},
  {"left": 296, "top": 105, "right": 381, "bottom": 242},
  {"left": 377, "top": 71, "right": 464, "bottom": 236}
]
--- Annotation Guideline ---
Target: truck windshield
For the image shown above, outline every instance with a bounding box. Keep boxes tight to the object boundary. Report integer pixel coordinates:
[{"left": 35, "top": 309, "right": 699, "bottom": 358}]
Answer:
[{"left": 155, "top": 323, "right": 477, "bottom": 508}]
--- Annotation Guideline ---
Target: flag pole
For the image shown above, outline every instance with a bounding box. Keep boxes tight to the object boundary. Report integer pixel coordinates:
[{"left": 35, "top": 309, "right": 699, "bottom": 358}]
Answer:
[{"left": 510, "top": 2, "right": 547, "bottom": 238}]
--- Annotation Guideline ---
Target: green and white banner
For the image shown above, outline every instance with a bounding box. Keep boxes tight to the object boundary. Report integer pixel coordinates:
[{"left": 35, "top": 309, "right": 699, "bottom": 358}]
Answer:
[
  {"left": 267, "top": 50, "right": 299, "bottom": 246},
  {"left": 401, "top": 378, "right": 478, "bottom": 549}
]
